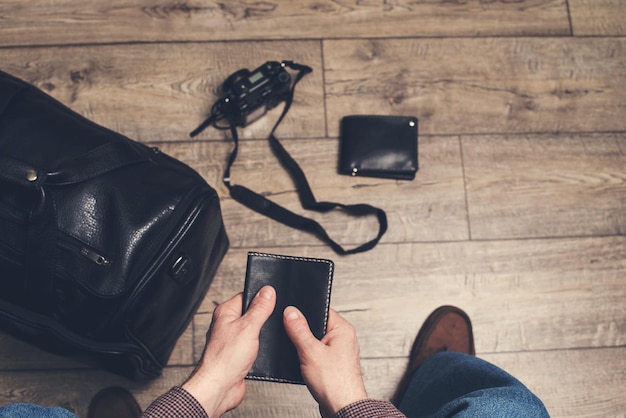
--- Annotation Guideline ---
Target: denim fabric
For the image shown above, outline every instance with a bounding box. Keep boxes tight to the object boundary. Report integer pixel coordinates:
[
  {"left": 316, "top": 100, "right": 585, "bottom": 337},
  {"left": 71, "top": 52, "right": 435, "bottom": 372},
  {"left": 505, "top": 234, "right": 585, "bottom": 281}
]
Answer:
[
  {"left": 398, "top": 351, "right": 550, "bottom": 418},
  {"left": 0, "top": 403, "right": 77, "bottom": 418}
]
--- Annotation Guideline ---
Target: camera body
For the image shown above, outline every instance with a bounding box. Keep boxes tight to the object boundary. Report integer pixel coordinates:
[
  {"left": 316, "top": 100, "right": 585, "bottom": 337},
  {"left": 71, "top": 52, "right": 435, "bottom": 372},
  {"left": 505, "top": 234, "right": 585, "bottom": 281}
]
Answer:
[{"left": 220, "top": 61, "right": 292, "bottom": 127}]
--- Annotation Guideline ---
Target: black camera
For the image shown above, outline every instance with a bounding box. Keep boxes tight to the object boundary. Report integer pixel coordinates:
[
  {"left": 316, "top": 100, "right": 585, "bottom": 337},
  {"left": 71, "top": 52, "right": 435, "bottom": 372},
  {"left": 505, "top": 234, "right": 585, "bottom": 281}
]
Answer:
[
  {"left": 217, "top": 61, "right": 292, "bottom": 128},
  {"left": 190, "top": 60, "right": 311, "bottom": 137}
]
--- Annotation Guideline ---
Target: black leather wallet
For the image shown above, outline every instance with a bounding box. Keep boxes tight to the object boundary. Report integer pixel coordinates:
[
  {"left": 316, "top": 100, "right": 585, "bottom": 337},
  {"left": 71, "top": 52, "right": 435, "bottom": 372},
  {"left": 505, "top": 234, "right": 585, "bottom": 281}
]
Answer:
[
  {"left": 242, "top": 252, "right": 334, "bottom": 384},
  {"left": 339, "top": 115, "right": 418, "bottom": 180}
]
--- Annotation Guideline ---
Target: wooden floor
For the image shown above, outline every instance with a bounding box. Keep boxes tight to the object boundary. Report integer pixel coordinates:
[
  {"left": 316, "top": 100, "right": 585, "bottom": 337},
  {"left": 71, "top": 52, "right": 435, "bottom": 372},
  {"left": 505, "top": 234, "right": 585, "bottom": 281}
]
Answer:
[{"left": 1, "top": 1, "right": 626, "bottom": 416}]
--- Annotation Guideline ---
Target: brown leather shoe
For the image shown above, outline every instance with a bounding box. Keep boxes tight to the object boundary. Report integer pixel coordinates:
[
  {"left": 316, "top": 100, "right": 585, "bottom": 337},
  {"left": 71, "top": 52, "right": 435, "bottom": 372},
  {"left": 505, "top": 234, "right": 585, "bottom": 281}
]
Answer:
[
  {"left": 391, "top": 306, "right": 475, "bottom": 406},
  {"left": 87, "top": 387, "right": 142, "bottom": 418}
]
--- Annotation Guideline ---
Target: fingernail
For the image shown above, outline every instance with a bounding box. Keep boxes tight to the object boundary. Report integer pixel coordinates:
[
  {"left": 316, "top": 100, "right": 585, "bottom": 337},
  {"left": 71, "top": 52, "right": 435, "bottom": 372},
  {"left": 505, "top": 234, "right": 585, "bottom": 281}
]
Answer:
[
  {"left": 284, "top": 306, "right": 300, "bottom": 321},
  {"left": 258, "top": 286, "right": 274, "bottom": 300}
]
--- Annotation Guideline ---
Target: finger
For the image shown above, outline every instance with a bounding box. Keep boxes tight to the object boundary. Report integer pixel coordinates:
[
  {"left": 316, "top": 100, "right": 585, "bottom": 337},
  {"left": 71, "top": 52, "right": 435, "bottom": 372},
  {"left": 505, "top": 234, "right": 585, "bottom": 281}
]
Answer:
[
  {"left": 283, "top": 306, "right": 320, "bottom": 355},
  {"left": 326, "top": 309, "right": 343, "bottom": 329},
  {"left": 321, "top": 309, "right": 345, "bottom": 336},
  {"left": 322, "top": 309, "right": 356, "bottom": 344},
  {"left": 212, "top": 292, "right": 244, "bottom": 323},
  {"left": 241, "top": 285, "right": 276, "bottom": 329}
]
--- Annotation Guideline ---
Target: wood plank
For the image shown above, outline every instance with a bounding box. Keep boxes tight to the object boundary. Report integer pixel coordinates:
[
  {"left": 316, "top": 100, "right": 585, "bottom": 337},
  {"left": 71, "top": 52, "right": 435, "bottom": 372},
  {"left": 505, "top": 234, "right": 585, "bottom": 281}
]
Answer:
[
  {"left": 324, "top": 38, "right": 626, "bottom": 136},
  {"left": 0, "top": 41, "right": 324, "bottom": 142},
  {"left": 195, "top": 237, "right": 626, "bottom": 359},
  {"left": 156, "top": 135, "right": 468, "bottom": 249},
  {"left": 1, "top": 348, "right": 622, "bottom": 418},
  {"left": 6, "top": 37, "right": 624, "bottom": 141},
  {"left": 570, "top": 0, "right": 626, "bottom": 35},
  {"left": 0, "top": 0, "right": 569, "bottom": 47},
  {"left": 464, "top": 133, "right": 626, "bottom": 240}
]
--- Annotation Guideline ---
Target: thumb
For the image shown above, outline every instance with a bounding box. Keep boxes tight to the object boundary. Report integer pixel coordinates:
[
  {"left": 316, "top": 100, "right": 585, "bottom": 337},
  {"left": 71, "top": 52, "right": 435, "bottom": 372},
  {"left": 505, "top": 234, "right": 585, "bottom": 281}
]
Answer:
[
  {"left": 242, "top": 285, "right": 276, "bottom": 329},
  {"left": 283, "top": 306, "right": 320, "bottom": 355}
]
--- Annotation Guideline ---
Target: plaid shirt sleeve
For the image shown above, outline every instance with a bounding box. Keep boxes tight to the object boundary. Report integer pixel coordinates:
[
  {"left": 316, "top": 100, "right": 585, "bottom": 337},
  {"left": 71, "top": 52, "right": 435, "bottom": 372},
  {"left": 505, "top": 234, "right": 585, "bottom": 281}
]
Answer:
[
  {"left": 142, "top": 386, "right": 208, "bottom": 418},
  {"left": 334, "top": 399, "right": 406, "bottom": 418}
]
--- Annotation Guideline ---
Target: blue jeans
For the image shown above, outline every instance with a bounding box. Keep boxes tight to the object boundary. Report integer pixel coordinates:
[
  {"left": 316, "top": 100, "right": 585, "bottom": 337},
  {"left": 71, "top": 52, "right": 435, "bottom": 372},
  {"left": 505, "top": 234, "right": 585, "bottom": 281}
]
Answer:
[
  {"left": 398, "top": 351, "right": 550, "bottom": 417},
  {"left": 0, "top": 404, "right": 77, "bottom": 418}
]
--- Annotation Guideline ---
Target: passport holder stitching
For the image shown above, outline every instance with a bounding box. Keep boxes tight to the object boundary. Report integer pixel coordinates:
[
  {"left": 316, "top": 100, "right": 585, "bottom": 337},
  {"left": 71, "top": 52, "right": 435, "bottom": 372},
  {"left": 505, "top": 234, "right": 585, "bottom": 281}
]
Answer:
[{"left": 246, "top": 252, "right": 334, "bottom": 383}]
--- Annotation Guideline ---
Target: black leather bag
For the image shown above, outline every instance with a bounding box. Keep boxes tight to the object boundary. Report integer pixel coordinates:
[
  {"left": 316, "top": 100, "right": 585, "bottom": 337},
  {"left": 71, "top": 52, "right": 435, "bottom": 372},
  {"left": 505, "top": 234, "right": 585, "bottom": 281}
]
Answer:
[{"left": 0, "top": 70, "right": 229, "bottom": 380}]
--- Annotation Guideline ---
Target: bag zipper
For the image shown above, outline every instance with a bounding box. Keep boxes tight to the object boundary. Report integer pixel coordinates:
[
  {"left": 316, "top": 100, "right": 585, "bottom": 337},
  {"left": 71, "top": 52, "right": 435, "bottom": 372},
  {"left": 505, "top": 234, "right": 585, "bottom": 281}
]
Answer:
[
  {"left": 57, "top": 233, "right": 111, "bottom": 267},
  {"left": 79, "top": 247, "right": 110, "bottom": 266},
  {"left": 0, "top": 202, "right": 110, "bottom": 267}
]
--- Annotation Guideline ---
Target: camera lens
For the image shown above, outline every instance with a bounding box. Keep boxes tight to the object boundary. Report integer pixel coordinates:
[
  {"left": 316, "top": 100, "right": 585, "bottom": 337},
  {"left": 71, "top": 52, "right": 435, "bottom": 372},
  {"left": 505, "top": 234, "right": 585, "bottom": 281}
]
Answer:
[{"left": 278, "top": 72, "right": 290, "bottom": 84}]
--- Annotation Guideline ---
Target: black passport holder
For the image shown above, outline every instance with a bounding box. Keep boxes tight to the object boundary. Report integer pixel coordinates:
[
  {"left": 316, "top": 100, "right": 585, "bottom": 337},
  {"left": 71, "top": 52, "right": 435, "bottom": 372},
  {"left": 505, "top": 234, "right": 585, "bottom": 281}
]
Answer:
[
  {"left": 242, "top": 252, "right": 334, "bottom": 384},
  {"left": 339, "top": 115, "right": 418, "bottom": 180}
]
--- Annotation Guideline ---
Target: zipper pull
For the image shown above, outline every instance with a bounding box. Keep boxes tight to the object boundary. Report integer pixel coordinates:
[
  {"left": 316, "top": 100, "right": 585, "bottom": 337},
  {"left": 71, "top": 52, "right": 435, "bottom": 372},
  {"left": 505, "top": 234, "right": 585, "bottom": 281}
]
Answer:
[{"left": 80, "top": 247, "right": 110, "bottom": 266}]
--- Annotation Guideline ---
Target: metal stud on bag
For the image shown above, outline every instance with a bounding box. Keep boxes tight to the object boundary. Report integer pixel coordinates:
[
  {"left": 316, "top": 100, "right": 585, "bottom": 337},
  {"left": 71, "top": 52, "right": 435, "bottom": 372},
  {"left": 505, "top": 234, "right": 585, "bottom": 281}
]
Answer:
[{"left": 25, "top": 169, "right": 38, "bottom": 182}]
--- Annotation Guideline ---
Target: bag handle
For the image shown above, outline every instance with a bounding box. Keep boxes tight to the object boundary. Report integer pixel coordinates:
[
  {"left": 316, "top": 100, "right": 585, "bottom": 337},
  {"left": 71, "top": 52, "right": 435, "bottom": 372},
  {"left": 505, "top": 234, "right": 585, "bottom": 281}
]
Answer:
[
  {"left": 47, "top": 141, "right": 150, "bottom": 185},
  {"left": 193, "top": 61, "right": 387, "bottom": 255},
  {"left": 1, "top": 141, "right": 149, "bottom": 187}
]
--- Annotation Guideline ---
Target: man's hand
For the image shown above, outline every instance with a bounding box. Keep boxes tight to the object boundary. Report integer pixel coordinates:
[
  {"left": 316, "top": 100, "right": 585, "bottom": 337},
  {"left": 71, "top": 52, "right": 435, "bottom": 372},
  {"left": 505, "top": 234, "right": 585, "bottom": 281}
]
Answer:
[
  {"left": 182, "top": 286, "right": 276, "bottom": 418},
  {"left": 283, "top": 307, "right": 368, "bottom": 418}
]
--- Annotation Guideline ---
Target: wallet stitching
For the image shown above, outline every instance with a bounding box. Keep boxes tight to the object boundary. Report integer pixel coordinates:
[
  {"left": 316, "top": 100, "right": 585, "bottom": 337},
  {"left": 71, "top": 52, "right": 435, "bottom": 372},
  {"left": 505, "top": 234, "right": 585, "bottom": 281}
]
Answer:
[{"left": 246, "top": 252, "right": 334, "bottom": 384}]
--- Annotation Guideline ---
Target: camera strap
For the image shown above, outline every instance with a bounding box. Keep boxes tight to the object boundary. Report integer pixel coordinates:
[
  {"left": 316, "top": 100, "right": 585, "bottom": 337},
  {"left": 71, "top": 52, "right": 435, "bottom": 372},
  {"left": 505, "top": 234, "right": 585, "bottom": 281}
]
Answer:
[{"left": 199, "top": 61, "right": 387, "bottom": 255}]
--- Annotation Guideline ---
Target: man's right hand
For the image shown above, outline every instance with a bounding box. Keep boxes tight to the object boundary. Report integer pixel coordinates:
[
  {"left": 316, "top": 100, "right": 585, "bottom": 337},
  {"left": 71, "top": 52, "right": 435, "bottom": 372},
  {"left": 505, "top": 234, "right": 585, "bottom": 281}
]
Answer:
[
  {"left": 182, "top": 286, "right": 276, "bottom": 418},
  {"left": 283, "top": 307, "right": 368, "bottom": 418}
]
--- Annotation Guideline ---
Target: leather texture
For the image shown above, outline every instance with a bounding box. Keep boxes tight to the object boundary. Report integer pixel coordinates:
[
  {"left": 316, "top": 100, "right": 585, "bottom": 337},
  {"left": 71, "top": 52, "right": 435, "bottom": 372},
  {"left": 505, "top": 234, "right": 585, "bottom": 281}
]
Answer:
[
  {"left": 390, "top": 305, "right": 475, "bottom": 405},
  {"left": 339, "top": 115, "right": 418, "bottom": 180},
  {"left": 242, "top": 252, "right": 334, "bottom": 384},
  {"left": 0, "top": 70, "right": 229, "bottom": 380},
  {"left": 87, "top": 387, "right": 142, "bottom": 418}
]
